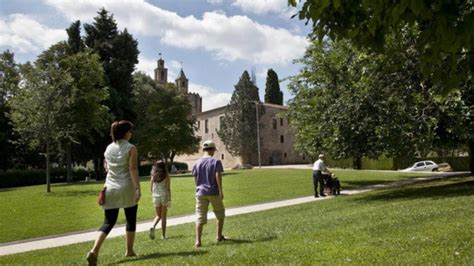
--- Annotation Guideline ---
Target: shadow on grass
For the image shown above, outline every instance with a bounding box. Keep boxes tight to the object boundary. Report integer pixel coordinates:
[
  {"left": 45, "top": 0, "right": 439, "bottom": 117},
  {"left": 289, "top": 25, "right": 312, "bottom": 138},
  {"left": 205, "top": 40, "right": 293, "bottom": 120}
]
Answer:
[
  {"left": 115, "top": 250, "right": 208, "bottom": 264},
  {"left": 212, "top": 235, "right": 277, "bottom": 246},
  {"left": 356, "top": 179, "right": 474, "bottom": 202},
  {"left": 341, "top": 179, "right": 399, "bottom": 189},
  {"left": 48, "top": 190, "right": 99, "bottom": 197}
]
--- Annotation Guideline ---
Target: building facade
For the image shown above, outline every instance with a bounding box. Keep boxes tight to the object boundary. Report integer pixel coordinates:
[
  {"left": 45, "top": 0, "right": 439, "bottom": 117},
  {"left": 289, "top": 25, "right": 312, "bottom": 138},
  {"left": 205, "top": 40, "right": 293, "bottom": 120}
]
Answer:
[
  {"left": 155, "top": 56, "right": 309, "bottom": 169},
  {"left": 175, "top": 103, "right": 310, "bottom": 169}
]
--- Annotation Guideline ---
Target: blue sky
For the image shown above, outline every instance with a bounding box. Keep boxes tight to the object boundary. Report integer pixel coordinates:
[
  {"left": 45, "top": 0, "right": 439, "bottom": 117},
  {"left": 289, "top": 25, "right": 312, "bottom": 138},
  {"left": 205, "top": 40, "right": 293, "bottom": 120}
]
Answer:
[{"left": 0, "top": 0, "right": 311, "bottom": 111}]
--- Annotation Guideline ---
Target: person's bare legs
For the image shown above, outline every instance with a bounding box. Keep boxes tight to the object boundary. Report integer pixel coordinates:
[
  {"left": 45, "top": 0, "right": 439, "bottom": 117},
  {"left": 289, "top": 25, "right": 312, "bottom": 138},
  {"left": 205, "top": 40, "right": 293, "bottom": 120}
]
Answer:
[
  {"left": 161, "top": 206, "right": 168, "bottom": 238},
  {"left": 195, "top": 223, "right": 204, "bottom": 248},
  {"left": 216, "top": 218, "right": 224, "bottom": 240},
  {"left": 125, "top": 231, "right": 136, "bottom": 256},
  {"left": 90, "top": 231, "right": 107, "bottom": 256},
  {"left": 152, "top": 205, "right": 163, "bottom": 229}
]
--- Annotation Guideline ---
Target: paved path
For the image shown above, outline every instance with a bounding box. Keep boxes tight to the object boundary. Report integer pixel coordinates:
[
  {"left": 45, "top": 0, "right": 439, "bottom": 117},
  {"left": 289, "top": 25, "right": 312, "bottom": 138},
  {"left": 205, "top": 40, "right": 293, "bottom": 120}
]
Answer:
[{"left": 0, "top": 172, "right": 468, "bottom": 256}]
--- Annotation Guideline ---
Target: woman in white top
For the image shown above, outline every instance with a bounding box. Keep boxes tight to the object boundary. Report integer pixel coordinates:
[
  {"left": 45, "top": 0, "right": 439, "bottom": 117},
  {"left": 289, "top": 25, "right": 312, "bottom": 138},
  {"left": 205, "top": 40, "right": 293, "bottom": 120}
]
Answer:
[
  {"left": 87, "top": 120, "right": 141, "bottom": 265},
  {"left": 149, "top": 161, "right": 171, "bottom": 240}
]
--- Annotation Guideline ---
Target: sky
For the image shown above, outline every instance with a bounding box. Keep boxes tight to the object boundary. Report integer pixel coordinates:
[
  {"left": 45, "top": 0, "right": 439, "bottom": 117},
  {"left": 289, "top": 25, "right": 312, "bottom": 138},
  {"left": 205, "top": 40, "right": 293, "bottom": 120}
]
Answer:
[{"left": 0, "top": 0, "right": 311, "bottom": 111}]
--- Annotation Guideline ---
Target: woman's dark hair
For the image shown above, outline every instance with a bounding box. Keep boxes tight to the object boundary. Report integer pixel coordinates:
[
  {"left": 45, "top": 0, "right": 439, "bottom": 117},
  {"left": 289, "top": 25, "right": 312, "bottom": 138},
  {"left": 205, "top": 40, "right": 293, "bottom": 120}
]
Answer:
[
  {"left": 151, "top": 161, "right": 168, "bottom": 183},
  {"left": 110, "top": 120, "right": 134, "bottom": 142}
]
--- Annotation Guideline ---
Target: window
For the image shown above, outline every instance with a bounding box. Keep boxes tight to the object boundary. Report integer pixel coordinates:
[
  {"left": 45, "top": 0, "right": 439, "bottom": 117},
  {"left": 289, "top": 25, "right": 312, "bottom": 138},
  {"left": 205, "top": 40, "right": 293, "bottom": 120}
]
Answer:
[
  {"left": 160, "top": 70, "right": 165, "bottom": 80},
  {"left": 221, "top": 154, "right": 224, "bottom": 160},
  {"left": 273, "top": 118, "right": 277, "bottom": 130},
  {"left": 284, "top": 152, "right": 287, "bottom": 158},
  {"left": 280, "top": 135, "right": 284, "bottom": 143},
  {"left": 303, "top": 155, "right": 305, "bottom": 160},
  {"left": 425, "top": 161, "right": 433, "bottom": 165},
  {"left": 197, "top": 120, "right": 200, "bottom": 129},
  {"left": 415, "top": 162, "right": 424, "bottom": 168},
  {"left": 280, "top": 118, "right": 283, "bottom": 126},
  {"left": 205, "top": 119, "right": 209, "bottom": 133}
]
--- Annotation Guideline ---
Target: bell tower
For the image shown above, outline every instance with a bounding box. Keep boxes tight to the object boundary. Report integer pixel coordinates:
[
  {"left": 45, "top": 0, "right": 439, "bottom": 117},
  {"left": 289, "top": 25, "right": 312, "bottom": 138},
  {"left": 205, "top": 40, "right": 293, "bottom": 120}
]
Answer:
[
  {"left": 154, "top": 53, "right": 167, "bottom": 84},
  {"left": 175, "top": 68, "right": 189, "bottom": 93}
]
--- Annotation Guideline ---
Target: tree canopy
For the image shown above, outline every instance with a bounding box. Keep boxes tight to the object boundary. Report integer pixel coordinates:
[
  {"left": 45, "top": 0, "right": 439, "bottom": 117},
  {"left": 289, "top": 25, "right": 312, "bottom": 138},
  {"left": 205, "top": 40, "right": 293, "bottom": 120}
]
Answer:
[
  {"left": 132, "top": 72, "right": 199, "bottom": 164},
  {"left": 264, "top": 69, "right": 284, "bottom": 105},
  {"left": 218, "top": 71, "right": 263, "bottom": 164},
  {"left": 289, "top": 0, "right": 474, "bottom": 93}
]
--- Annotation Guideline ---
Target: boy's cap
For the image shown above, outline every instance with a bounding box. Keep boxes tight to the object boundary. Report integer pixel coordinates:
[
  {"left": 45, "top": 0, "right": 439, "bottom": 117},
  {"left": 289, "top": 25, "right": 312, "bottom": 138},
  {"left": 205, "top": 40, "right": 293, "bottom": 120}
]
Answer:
[
  {"left": 202, "top": 140, "right": 216, "bottom": 150},
  {"left": 318, "top": 154, "right": 325, "bottom": 158}
]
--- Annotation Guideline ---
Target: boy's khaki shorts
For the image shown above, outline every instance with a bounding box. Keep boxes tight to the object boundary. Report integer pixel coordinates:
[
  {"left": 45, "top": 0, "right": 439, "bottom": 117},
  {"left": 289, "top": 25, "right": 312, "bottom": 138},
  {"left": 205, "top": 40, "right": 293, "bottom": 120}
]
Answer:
[{"left": 195, "top": 195, "right": 225, "bottom": 224}]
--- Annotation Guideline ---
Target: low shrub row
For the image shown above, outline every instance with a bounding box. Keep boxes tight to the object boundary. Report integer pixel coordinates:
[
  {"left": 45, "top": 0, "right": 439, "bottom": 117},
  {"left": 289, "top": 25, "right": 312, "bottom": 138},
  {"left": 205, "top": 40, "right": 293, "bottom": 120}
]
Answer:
[
  {"left": 327, "top": 156, "right": 470, "bottom": 171},
  {"left": 0, "top": 168, "right": 90, "bottom": 189},
  {"left": 138, "top": 162, "right": 188, "bottom": 176}
]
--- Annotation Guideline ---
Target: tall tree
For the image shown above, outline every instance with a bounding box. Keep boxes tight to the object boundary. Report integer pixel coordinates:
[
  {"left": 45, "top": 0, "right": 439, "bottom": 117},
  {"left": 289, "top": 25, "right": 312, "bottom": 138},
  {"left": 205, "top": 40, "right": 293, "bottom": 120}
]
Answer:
[
  {"left": 287, "top": 40, "right": 384, "bottom": 169},
  {"left": 0, "top": 50, "right": 20, "bottom": 170},
  {"left": 84, "top": 8, "right": 139, "bottom": 178},
  {"left": 218, "top": 71, "right": 264, "bottom": 164},
  {"left": 132, "top": 72, "right": 199, "bottom": 164},
  {"left": 66, "top": 20, "right": 84, "bottom": 55},
  {"left": 8, "top": 42, "right": 108, "bottom": 191},
  {"left": 289, "top": 0, "right": 473, "bottom": 93},
  {"left": 264, "top": 68, "right": 283, "bottom": 105}
]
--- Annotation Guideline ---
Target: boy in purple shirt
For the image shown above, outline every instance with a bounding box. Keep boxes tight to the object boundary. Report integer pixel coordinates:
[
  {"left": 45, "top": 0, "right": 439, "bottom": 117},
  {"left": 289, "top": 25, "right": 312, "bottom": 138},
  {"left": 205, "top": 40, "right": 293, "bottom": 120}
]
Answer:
[{"left": 192, "top": 140, "right": 226, "bottom": 248}]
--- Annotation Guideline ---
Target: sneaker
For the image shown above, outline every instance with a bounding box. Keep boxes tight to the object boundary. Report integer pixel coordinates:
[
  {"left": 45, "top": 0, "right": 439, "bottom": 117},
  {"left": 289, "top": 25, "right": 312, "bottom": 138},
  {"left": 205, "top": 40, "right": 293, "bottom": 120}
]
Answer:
[
  {"left": 161, "top": 235, "right": 167, "bottom": 240},
  {"left": 320, "top": 194, "right": 326, "bottom": 197},
  {"left": 149, "top": 228, "right": 155, "bottom": 240},
  {"left": 216, "top": 235, "right": 229, "bottom": 242},
  {"left": 86, "top": 252, "right": 97, "bottom": 266},
  {"left": 314, "top": 194, "right": 319, "bottom": 198}
]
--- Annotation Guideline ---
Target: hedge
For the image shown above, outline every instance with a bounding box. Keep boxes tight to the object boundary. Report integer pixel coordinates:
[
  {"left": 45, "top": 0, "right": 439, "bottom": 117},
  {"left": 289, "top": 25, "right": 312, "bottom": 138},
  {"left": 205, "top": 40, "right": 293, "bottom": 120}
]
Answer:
[
  {"left": 327, "top": 156, "right": 470, "bottom": 171},
  {"left": 138, "top": 162, "right": 188, "bottom": 177},
  {"left": 0, "top": 168, "right": 89, "bottom": 189}
]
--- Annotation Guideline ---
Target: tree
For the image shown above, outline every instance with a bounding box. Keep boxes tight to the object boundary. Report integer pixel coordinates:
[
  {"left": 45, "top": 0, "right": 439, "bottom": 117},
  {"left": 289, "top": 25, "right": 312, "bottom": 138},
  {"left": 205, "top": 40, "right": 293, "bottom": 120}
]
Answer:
[
  {"left": 218, "top": 71, "right": 264, "bottom": 164},
  {"left": 264, "top": 69, "right": 283, "bottom": 105},
  {"left": 289, "top": 0, "right": 473, "bottom": 93},
  {"left": 66, "top": 20, "right": 84, "bottom": 55},
  {"left": 84, "top": 8, "right": 139, "bottom": 179},
  {"left": 8, "top": 42, "right": 108, "bottom": 191},
  {"left": 287, "top": 40, "right": 384, "bottom": 169},
  {"left": 0, "top": 50, "right": 20, "bottom": 170},
  {"left": 133, "top": 72, "right": 199, "bottom": 164}
]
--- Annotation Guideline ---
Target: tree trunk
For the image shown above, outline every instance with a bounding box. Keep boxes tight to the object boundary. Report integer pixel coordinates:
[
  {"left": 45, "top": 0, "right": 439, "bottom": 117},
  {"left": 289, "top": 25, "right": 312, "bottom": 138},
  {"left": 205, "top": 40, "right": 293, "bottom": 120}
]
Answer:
[
  {"left": 469, "top": 139, "right": 474, "bottom": 175},
  {"left": 94, "top": 157, "right": 105, "bottom": 180},
  {"left": 46, "top": 143, "right": 51, "bottom": 193},
  {"left": 353, "top": 156, "right": 362, "bottom": 170},
  {"left": 66, "top": 143, "right": 72, "bottom": 182}
]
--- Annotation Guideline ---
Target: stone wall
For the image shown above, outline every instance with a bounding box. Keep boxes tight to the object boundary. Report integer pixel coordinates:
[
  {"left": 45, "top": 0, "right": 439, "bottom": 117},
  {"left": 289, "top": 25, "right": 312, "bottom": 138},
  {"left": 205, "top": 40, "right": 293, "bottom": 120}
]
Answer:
[{"left": 174, "top": 103, "right": 310, "bottom": 170}]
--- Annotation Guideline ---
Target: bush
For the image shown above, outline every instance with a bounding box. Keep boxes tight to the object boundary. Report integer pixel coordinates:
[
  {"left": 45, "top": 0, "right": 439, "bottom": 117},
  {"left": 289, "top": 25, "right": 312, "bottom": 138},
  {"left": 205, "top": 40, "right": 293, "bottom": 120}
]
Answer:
[
  {"left": 0, "top": 168, "right": 90, "bottom": 189},
  {"left": 138, "top": 161, "right": 188, "bottom": 177}
]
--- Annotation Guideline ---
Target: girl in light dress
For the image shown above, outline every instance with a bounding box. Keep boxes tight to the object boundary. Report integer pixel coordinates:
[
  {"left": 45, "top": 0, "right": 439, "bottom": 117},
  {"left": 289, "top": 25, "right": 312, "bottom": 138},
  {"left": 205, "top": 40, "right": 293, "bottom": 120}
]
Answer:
[{"left": 149, "top": 161, "right": 171, "bottom": 240}]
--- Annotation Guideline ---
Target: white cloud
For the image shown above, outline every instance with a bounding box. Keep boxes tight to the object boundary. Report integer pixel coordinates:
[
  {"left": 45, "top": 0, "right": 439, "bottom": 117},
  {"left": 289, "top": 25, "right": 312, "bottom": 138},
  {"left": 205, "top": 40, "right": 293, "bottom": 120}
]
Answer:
[
  {"left": 45, "top": 0, "right": 308, "bottom": 65},
  {"left": 189, "top": 83, "right": 231, "bottom": 111},
  {"left": 207, "top": 0, "right": 223, "bottom": 4},
  {"left": 0, "top": 14, "right": 66, "bottom": 53},
  {"left": 232, "top": 0, "right": 288, "bottom": 15}
]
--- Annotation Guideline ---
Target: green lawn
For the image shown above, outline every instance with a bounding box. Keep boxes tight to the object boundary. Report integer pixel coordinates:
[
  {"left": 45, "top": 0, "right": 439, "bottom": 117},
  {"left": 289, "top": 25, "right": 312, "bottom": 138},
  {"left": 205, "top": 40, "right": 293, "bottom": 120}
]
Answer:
[
  {"left": 1, "top": 176, "right": 472, "bottom": 264},
  {"left": 0, "top": 169, "right": 426, "bottom": 243}
]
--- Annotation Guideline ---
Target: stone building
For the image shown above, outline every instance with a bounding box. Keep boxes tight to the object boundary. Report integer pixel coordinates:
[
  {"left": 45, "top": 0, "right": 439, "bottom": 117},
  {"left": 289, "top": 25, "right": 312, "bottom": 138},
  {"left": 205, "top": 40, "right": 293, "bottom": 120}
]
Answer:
[
  {"left": 155, "top": 56, "right": 309, "bottom": 169},
  {"left": 175, "top": 103, "right": 310, "bottom": 169}
]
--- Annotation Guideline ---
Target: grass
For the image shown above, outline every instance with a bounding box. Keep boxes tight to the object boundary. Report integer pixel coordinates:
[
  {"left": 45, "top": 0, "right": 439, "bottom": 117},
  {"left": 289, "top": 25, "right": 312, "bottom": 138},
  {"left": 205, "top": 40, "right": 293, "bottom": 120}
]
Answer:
[
  {"left": 0, "top": 169, "right": 426, "bottom": 243},
  {"left": 1, "top": 176, "right": 472, "bottom": 265}
]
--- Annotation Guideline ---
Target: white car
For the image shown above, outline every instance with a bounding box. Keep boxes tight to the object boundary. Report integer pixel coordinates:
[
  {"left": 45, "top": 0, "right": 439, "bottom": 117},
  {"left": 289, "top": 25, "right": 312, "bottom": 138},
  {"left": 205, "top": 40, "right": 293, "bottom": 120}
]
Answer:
[{"left": 401, "top": 160, "right": 439, "bottom": 172}]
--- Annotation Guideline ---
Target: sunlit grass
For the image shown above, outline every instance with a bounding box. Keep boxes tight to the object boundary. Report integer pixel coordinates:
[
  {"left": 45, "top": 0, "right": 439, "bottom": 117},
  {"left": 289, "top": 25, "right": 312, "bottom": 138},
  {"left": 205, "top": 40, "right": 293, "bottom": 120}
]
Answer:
[
  {"left": 1, "top": 176, "right": 472, "bottom": 264},
  {"left": 0, "top": 169, "right": 426, "bottom": 243}
]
